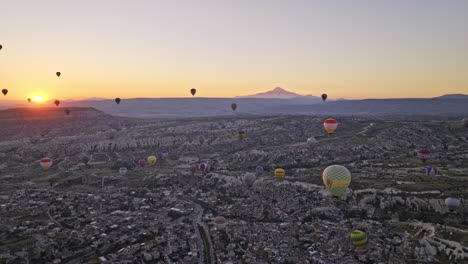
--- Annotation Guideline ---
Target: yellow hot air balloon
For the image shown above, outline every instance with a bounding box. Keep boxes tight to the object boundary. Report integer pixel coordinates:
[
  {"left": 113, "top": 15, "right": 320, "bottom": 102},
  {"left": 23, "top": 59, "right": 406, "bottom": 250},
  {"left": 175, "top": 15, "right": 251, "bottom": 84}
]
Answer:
[
  {"left": 274, "top": 168, "right": 285, "bottom": 181},
  {"left": 350, "top": 230, "right": 368, "bottom": 248},
  {"left": 147, "top": 156, "right": 157, "bottom": 166},
  {"left": 322, "top": 165, "right": 351, "bottom": 197}
]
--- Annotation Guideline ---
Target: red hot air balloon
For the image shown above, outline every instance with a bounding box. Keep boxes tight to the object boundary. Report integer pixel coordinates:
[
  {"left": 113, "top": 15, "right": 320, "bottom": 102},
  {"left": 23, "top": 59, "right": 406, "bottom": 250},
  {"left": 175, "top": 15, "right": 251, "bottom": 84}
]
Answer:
[
  {"left": 2, "top": 89, "right": 7, "bottom": 96},
  {"left": 65, "top": 109, "right": 71, "bottom": 115},
  {"left": 54, "top": 100, "right": 60, "bottom": 107},
  {"left": 138, "top": 159, "right": 146, "bottom": 168},
  {"left": 417, "top": 149, "right": 431, "bottom": 163},
  {"left": 190, "top": 166, "right": 197, "bottom": 174},
  {"left": 323, "top": 119, "right": 338, "bottom": 134}
]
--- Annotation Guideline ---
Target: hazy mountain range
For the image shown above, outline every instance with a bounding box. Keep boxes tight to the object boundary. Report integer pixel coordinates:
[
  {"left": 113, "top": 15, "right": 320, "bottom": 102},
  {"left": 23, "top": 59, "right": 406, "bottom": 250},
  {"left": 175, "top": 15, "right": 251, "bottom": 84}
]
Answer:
[{"left": 0, "top": 88, "right": 467, "bottom": 118}]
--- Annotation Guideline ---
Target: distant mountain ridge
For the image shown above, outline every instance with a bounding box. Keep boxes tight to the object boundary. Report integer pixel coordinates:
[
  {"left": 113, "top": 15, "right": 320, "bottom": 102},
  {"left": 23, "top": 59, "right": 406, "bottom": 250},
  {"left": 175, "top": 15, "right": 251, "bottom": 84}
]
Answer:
[
  {"left": 237, "top": 87, "right": 319, "bottom": 99},
  {"left": 435, "top": 94, "right": 468, "bottom": 99}
]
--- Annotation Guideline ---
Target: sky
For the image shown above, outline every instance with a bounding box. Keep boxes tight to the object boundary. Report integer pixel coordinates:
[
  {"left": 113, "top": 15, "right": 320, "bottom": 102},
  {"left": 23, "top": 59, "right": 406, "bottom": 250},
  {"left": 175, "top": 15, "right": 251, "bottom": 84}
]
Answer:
[{"left": 0, "top": 0, "right": 467, "bottom": 101}]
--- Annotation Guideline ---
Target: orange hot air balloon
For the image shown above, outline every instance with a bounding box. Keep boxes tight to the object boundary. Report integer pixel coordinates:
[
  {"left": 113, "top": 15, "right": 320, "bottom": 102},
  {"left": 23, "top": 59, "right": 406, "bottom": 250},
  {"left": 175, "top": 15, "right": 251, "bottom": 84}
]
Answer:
[
  {"left": 324, "top": 119, "right": 338, "bottom": 134},
  {"left": 27, "top": 98, "right": 31, "bottom": 103}
]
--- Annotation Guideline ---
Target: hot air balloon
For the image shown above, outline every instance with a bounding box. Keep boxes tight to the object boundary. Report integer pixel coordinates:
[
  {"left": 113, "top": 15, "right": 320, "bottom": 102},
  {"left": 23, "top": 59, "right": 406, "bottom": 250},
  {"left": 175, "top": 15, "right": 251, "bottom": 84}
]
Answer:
[
  {"left": 463, "top": 118, "right": 468, "bottom": 128},
  {"left": 147, "top": 156, "right": 157, "bottom": 166},
  {"left": 40, "top": 158, "right": 53, "bottom": 171},
  {"left": 274, "top": 168, "right": 285, "bottom": 181},
  {"left": 199, "top": 163, "right": 207, "bottom": 173},
  {"left": 65, "top": 109, "right": 71, "bottom": 115},
  {"left": 115, "top": 98, "right": 121, "bottom": 104},
  {"left": 323, "top": 119, "right": 338, "bottom": 135},
  {"left": 321, "top": 94, "right": 327, "bottom": 102},
  {"left": 350, "top": 230, "right": 368, "bottom": 248},
  {"left": 119, "top": 167, "right": 128, "bottom": 176},
  {"left": 56, "top": 72, "right": 61, "bottom": 77},
  {"left": 417, "top": 149, "right": 431, "bottom": 163},
  {"left": 161, "top": 150, "right": 169, "bottom": 157},
  {"left": 322, "top": 165, "right": 351, "bottom": 197},
  {"left": 307, "top": 137, "right": 318, "bottom": 144},
  {"left": 190, "top": 166, "right": 197, "bottom": 174},
  {"left": 243, "top": 173, "right": 256, "bottom": 189},
  {"left": 238, "top": 130, "right": 246, "bottom": 140},
  {"left": 0, "top": 44, "right": 2, "bottom": 50},
  {"left": 231, "top": 103, "right": 237, "bottom": 111},
  {"left": 426, "top": 166, "right": 437, "bottom": 176},
  {"left": 190, "top": 88, "right": 196, "bottom": 96},
  {"left": 138, "top": 159, "right": 146, "bottom": 168},
  {"left": 256, "top": 166, "right": 264, "bottom": 173},
  {"left": 54, "top": 100, "right": 60, "bottom": 107},
  {"left": 213, "top": 216, "right": 227, "bottom": 231},
  {"left": 82, "top": 156, "right": 90, "bottom": 166},
  {"left": 445, "top": 198, "right": 460, "bottom": 212},
  {"left": 2, "top": 89, "right": 7, "bottom": 96},
  {"left": 27, "top": 98, "right": 31, "bottom": 103}
]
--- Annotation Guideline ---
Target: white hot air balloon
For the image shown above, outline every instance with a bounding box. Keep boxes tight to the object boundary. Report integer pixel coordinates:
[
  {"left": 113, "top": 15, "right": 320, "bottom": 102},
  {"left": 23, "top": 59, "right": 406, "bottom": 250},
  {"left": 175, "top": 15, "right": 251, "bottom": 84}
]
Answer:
[{"left": 119, "top": 167, "right": 128, "bottom": 176}]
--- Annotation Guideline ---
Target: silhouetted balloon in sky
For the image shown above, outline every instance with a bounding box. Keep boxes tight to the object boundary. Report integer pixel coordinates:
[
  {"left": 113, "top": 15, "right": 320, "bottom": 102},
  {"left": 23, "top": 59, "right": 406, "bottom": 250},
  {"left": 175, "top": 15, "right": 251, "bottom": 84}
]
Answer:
[
  {"left": 65, "top": 108, "right": 71, "bottom": 115},
  {"left": 190, "top": 88, "right": 196, "bottom": 96},
  {"left": 2, "top": 89, "right": 7, "bottom": 96},
  {"left": 27, "top": 98, "right": 31, "bottom": 103},
  {"left": 56, "top": 72, "right": 61, "bottom": 77},
  {"left": 321, "top": 94, "right": 327, "bottom": 102},
  {"left": 54, "top": 100, "right": 60, "bottom": 106},
  {"left": 0, "top": 44, "right": 2, "bottom": 50},
  {"left": 115, "top": 98, "right": 121, "bottom": 104},
  {"left": 231, "top": 103, "right": 237, "bottom": 111}
]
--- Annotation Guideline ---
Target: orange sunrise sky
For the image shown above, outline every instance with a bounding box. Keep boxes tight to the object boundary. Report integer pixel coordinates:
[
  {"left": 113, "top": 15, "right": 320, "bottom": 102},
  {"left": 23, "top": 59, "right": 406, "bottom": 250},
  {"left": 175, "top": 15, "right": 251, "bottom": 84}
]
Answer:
[{"left": 1, "top": 0, "right": 467, "bottom": 101}]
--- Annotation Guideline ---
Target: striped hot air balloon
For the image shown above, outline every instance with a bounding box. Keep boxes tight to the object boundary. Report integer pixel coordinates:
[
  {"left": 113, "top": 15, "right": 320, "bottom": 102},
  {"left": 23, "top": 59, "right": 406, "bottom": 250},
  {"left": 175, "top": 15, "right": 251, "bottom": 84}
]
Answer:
[
  {"left": 323, "top": 119, "right": 338, "bottom": 134},
  {"left": 40, "top": 158, "right": 53, "bottom": 171},
  {"left": 426, "top": 166, "right": 438, "bottom": 176},
  {"left": 274, "top": 168, "right": 285, "bottom": 181},
  {"left": 350, "top": 230, "right": 368, "bottom": 248},
  {"left": 322, "top": 165, "right": 351, "bottom": 197}
]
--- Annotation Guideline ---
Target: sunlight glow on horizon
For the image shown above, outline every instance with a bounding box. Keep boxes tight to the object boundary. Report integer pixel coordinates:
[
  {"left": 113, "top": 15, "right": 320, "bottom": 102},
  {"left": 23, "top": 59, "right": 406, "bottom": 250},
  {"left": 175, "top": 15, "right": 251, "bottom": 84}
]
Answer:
[
  {"left": 33, "top": 96, "right": 44, "bottom": 102},
  {"left": 0, "top": 1, "right": 467, "bottom": 100}
]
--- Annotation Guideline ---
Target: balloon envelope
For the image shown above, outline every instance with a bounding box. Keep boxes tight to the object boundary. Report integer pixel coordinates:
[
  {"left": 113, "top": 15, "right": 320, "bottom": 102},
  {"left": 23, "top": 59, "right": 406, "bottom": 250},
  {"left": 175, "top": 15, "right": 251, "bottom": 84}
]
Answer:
[
  {"left": 274, "top": 168, "right": 285, "bottom": 181},
  {"left": 0, "top": 44, "right": 2, "bottom": 50},
  {"left": 147, "top": 156, "right": 157, "bottom": 166},
  {"left": 115, "top": 98, "right": 121, "bottom": 104},
  {"left": 161, "top": 150, "right": 169, "bottom": 156},
  {"left": 119, "top": 167, "right": 128, "bottom": 175},
  {"left": 190, "top": 166, "right": 197, "bottom": 174},
  {"left": 445, "top": 197, "right": 460, "bottom": 212},
  {"left": 350, "top": 230, "right": 368, "bottom": 247},
  {"left": 54, "top": 100, "right": 60, "bottom": 106},
  {"left": 40, "top": 158, "right": 53, "bottom": 171},
  {"left": 322, "top": 165, "right": 351, "bottom": 197},
  {"left": 256, "top": 166, "right": 264, "bottom": 173},
  {"left": 243, "top": 173, "right": 256, "bottom": 188},
  {"left": 2, "top": 89, "right": 7, "bottom": 96},
  {"left": 307, "top": 137, "right": 318, "bottom": 144},
  {"left": 138, "top": 159, "right": 146, "bottom": 168},
  {"left": 231, "top": 103, "right": 237, "bottom": 111},
  {"left": 199, "top": 163, "right": 207, "bottom": 172},
  {"left": 238, "top": 130, "right": 246, "bottom": 140},
  {"left": 417, "top": 149, "right": 431, "bottom": 163},
  {"left": 27, "top": 98, "right": 31, "bottom": 103},
  {"left": 323, "top": 119, "right": 338, "bottom": 134},
  {"left": 190, "top": 88, "right": 196, "bottom": 96},
  {"left": 321, "top": 94, "right": 327, "bottom": 102},
  {"left": 65, "top": 109, "right": 71, "bottom": 115},
  {"left": 56, "top": 72, "right": 61, "bottom": 77},
  {"left": 426, "top": 166, "right": 437, "bottom": 176}
]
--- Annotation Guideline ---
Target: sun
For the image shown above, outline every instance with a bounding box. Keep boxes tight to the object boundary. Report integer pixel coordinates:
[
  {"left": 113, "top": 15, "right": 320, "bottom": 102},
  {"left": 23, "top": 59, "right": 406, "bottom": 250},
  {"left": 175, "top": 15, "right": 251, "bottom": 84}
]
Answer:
[{"left": 33, "top": 96, "right": 44, "bottom": 102}]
